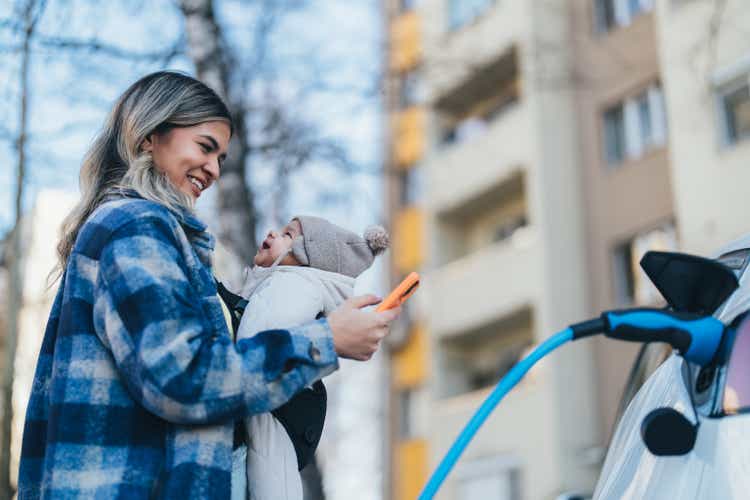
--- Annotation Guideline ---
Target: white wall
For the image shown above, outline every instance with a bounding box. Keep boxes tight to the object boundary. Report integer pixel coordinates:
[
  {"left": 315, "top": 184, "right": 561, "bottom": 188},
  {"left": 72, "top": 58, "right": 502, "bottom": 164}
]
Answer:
[{"left": 656, "top": 0, "right": 750, "bottom": 255}]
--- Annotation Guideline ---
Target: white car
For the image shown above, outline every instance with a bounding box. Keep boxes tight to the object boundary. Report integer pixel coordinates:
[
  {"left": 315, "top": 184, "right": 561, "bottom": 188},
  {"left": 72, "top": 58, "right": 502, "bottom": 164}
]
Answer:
[{"left": 595, "top": 238, "right": 750, "bottom": 499}]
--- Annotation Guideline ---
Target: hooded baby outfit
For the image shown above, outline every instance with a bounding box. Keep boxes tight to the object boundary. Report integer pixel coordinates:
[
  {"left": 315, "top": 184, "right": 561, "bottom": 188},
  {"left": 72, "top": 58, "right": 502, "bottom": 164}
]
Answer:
[{"left": 236, "top": 216, "right": 388, "bottom": 500}]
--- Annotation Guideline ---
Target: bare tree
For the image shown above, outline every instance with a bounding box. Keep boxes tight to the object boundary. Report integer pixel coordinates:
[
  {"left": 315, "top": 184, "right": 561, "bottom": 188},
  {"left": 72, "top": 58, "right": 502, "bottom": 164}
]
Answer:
[
  {"left": 178, "top": 0, "right": 376, "bottom": 268},
  {"left": 0, "top": 2, "right": 379, "bottom": 495},
  {"left": 179, "top": 0, "right": 259, "bottom": 266},
  {"left": 177, "top": 4, "right": 380, "bottom": 496},
  {"left": 0, "top": 1, "right": 47, "bottom": 496}
]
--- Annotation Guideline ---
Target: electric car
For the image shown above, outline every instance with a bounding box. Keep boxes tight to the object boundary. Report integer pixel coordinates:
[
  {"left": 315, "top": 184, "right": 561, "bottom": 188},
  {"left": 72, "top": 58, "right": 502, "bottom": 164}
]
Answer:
[
  {"left": 420, "top": 242, "right": 750, "bottom": 500},
  {"left": 594, "top": 237, "right": 750, "bottom": 499}
]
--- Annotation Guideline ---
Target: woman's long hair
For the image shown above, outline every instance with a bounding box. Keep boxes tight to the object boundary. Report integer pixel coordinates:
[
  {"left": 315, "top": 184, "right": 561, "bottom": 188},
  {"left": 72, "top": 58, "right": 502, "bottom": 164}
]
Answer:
[{"left": 54, "top": 71, "right": 233, "bottom": 277}]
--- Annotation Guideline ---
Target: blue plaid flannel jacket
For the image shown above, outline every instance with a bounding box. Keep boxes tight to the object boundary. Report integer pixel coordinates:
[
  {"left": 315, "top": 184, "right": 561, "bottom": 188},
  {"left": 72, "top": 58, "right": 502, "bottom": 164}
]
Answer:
[{"left": 18, "top": 191, "right": 339, "bottom": 499}]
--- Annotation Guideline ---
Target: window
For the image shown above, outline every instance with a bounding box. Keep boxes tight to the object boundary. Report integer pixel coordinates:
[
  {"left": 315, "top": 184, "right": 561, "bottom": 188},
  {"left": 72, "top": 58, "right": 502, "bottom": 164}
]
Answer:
[
  {"left": 718, "top": 78, "right": 750, "bottom": 146},
  {"left": 455, "top": 455, "right": 521, "bottom": 500},
  {"left": 604, "top": 106, "right": 626, "bottom": 165},
  {"left": 399, "top": 70, "right": 421, "bottom": 109},
  {"left": 724, "top": 317, "right": 750, "bottom": 414},
  {"left": 594, "top": 0, "right": 653, "bottom": 33},
  {"left": 603, "top": 83, "right": 667, "bottom": 167},
  {"left": 436, "top": 171, "right": 526, "bottom": 264},
  {"left": 612, "top": 223, "right": 677, "bottom": 306},
  {"left": 399, "top": 167, "right": 424, "bottom": 206},
  {"left": 398, "top": 0, "right": 417, "bottom": 13},
  {"left": 442, "top": 117, "right": 488, "bottom": 146},
  {"left": 458, "top": 469, "right": 519, "bottom": 499},
  {"left": 448, "top": 0, "right": 496, "bottom": 31},
  {"left": 398, "top": 389, "right": 414, "bottom": 438},
  {"left": 436, "top": 49, "right": 520, "bottom": 147},
  {"left": 612, "top": 242, "right": 635, "bottom": 306},
  {"left": 439, "top": 308, "right": 532, "bottom": 398},
  {"left": 493, "top": 215, "right": 527, "bottom": 244}
]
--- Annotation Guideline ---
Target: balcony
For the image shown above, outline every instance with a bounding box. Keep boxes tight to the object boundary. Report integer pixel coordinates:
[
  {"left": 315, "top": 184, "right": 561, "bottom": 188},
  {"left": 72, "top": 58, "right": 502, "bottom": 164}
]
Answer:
[
  {"left": 426, "top": 236, "right": 540, "bottom": 339},
  {"left": 437, "top": 307, "right": 534, "bottom": 399},
  {"left": 430, "top": 382, "right": 559, "bottom": 499},
  {"left": 423, "top": 1, "right": 527, "bottom": 98},
  {"left": 428, "top": 103, "right": 531, "bottom": 214},
  {"left": 433, "top": 379, "right": 551, "bottom": 449}
]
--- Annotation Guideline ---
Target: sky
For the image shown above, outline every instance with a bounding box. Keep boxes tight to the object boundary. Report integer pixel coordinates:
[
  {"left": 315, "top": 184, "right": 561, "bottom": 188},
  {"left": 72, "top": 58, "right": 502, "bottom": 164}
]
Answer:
[
  {"left": 0, "top": 0, "right": 385, "bottom": 248},
  {"left": 2, "top": 4, "right": 390, "bottom": 496}
]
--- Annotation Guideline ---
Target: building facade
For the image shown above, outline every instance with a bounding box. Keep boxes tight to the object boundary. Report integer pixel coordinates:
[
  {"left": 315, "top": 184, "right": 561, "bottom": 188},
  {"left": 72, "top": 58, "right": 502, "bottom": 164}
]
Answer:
[{"left": 384, "top": 0, "right": 750, "bottom": 499}]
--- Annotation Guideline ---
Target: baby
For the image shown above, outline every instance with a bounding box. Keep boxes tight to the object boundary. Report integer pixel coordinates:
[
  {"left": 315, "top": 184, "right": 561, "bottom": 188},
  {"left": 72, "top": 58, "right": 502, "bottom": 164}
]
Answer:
[{"left": 236, "top": 215, "right": 389, "bottom": 500}]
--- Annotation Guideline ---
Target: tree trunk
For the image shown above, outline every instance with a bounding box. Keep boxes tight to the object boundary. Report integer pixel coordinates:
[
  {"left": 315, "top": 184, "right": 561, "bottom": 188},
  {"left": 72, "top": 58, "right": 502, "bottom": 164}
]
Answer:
[
  {"left": 179, "top": 0, "right": 258, "bottom": 266},
  {"left": 1, "top": 1, "right": 40, "bottom": 496}
]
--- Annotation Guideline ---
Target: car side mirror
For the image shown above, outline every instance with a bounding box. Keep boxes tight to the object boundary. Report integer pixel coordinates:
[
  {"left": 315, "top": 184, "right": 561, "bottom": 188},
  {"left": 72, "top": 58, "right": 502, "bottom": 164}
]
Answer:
[{"left": 640, "top": 251, "right": 738, "bottom": 315}]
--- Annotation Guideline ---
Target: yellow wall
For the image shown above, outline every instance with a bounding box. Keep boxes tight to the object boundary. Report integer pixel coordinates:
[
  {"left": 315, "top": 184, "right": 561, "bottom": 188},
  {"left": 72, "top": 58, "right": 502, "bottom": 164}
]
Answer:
[
  {"left": 393, "top": 324, "right": 428, "bottom": 388},
  {"left": 395, "top": 438, "right": 428, "bottom": 500},
  {"left": 393, "top": 107, "right": 425, "bottom": 168},
  {"left": 394, "top": 206, "right": 424, "bottom": 272},
  {"left": 390, "top": 11, "right": 421, "bottom": 72}
]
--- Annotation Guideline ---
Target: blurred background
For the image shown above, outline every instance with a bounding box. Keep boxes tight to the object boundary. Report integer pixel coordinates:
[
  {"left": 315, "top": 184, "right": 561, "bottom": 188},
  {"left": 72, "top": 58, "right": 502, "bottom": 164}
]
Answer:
[{"left": 0, "top": 0, "right": 749, "bottom": 499}]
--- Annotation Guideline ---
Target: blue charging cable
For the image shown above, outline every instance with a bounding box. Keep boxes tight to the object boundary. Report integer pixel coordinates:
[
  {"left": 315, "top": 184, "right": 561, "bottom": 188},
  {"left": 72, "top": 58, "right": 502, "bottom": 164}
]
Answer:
[
  {"left": 418, "top": 308, "right": 726, "bottom": 499},
  {"left": 418, "top": 328, "right": 574, "bottom": 500}
]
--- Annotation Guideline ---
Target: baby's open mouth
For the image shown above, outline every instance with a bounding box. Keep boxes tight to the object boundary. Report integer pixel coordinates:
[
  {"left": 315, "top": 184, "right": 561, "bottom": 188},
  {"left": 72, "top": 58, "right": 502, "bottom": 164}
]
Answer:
[{"left": 262, "top": 241, "right": 271, "bottom": 250}]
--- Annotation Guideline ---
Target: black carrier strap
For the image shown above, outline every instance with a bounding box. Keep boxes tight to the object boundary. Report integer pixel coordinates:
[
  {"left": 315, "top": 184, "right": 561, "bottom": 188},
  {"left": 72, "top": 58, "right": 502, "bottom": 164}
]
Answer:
[
  {"left": 272, "top": 380, "right": 327, "bottom": 471},
  {"left": 215, "top": 278, "right": 328, "bottom": 464},
  {"left": 214, "top": 279, "right": 248, "bottom": 334}
]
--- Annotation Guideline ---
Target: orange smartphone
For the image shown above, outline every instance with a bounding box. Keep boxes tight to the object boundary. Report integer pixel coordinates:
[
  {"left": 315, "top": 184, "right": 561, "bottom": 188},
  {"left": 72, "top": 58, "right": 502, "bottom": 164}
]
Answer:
[{"left": 376, "top": 272, "right": 420, "bottom": 312}]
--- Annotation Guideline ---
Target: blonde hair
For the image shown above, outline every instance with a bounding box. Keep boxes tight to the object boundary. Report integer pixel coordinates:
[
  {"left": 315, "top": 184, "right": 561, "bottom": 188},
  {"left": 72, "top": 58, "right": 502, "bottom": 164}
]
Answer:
[{"left": 54, "top": 71, "right": 232, "bottom": 277}]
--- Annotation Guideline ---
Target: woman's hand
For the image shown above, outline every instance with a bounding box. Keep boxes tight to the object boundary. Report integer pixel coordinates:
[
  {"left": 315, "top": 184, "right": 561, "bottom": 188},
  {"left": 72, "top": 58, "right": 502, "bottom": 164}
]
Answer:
[{"left": 328, "top": 295, "right": 401, "bottom": 361}]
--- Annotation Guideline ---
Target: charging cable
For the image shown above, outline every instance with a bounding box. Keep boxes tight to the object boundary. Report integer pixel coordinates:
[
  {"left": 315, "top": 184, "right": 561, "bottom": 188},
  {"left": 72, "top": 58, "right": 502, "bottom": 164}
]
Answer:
[{"left": 418, "top": 308, "right": 725, "bottom": 500}]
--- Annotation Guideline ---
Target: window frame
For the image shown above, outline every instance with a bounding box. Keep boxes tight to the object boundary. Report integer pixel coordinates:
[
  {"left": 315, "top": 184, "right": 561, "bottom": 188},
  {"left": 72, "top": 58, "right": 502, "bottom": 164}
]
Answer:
[
  {"left": 593, "top": 0, "right": 654, "bottom": 35},
  {"left": 399, "top": 166, "right": 424, "bottom": 207},
  {"left": 446, "top": 0, "right": 497, "bottom": 32},
  {"left": 603, "top": 103, "right": 627, "bottom": 167},
  {"left": 398, "top": 0, "right": 417, "bottom": 13},
  {"left": 716, "top": 74, "right": 750, "bottom": 148},
  {"left": 454, "top": 454, "right": 522, "bottom": 500},
  {"left": 601, "top": 82, "right": 667, "bottom": 168},
  {"left": 398, "top": 388, "right": 415, "bottom": 439},
  {"left": 611, "top": 222, "right": 677, "bottom": 307},
  {"left": 398, "top": 69, "right": 421, "bottom": 110}
]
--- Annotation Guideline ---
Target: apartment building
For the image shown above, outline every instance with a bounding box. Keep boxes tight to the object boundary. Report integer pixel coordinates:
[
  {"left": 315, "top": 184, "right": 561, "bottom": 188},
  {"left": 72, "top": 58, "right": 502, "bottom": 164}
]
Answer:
[
  {"left": 570, "top": 0, "right": 676, "bottom": 438},
  {"left": 654, "top": 0, "right": 750, "bottom": 255},
  {"left": 384, "top": 1, "right": 750, "bottom": 499},
  {"left": 386, "top": 1, "right": 599, "bottom": 498}
]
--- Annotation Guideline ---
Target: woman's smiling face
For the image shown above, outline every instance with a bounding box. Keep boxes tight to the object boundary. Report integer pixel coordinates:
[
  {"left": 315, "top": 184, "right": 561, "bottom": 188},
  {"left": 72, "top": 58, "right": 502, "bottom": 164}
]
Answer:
[{"left": 142, "top": 120, "right": 231, "bottom": 200}]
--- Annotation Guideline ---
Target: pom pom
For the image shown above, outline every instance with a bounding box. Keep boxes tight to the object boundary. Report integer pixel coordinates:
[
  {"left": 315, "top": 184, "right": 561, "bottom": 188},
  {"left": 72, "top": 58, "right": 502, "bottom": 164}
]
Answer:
[{"left": 363, "top": 225, "right": 390, "bottom": 255}]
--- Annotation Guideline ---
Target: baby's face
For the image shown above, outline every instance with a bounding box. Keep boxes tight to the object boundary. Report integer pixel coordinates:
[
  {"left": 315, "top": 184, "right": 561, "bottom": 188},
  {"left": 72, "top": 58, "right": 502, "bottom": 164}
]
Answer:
[{"left": 254, "top": 219, "right": 303, "bottom": 267}]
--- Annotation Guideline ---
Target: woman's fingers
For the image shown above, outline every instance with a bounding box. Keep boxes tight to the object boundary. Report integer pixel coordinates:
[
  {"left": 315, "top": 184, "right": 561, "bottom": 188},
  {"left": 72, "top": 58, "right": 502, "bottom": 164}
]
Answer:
[
  {"left": 375, "top": 306, "right": 401, "bottom": 326},
  {"left": 347, "top": 294, "right": 382, "bottom": 309},
  {"left": 329, "top": 295, "right": 402, "bottom": 360}
]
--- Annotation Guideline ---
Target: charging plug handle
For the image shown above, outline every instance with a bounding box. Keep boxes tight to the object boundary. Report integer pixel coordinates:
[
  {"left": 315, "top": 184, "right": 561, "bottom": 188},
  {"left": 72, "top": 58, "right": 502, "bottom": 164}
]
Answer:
[
  {"left": 570, "top": 309, "right": 724, "bottom": 366},
  {"left": 602, "top": 309, "right": 724, "bottom": 366}
]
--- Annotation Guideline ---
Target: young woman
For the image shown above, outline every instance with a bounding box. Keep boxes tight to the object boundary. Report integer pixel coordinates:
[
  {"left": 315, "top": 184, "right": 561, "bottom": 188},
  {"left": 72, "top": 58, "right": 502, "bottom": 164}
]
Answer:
[{"left": 18, "top": 71, "right": 398, "bottom": 499}]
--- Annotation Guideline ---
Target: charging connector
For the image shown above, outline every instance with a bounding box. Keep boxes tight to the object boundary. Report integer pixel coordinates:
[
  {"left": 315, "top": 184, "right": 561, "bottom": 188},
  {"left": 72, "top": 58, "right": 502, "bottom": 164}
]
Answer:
[
  {"left": 570, "top": 317, "right": 607, "bottom": 339},
  {"left": 570, "top": 309, "right": 725, "bottom": 366}
]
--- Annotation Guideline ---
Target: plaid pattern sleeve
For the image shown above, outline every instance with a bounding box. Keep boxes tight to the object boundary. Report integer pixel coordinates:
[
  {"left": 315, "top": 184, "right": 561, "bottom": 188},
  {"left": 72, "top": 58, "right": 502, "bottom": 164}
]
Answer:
[
  {"left": 95, "top": 209, "right": 339, "bottom": 423},
  {"left": 18, "top": 195, "right": 339, "bottom": 499}
]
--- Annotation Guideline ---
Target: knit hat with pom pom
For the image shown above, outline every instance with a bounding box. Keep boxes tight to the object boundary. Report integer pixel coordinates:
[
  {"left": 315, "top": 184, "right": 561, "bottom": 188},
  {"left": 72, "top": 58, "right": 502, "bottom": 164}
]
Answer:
[{"left": 290, "top": 215, "right": 389, "bottom": 278}]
